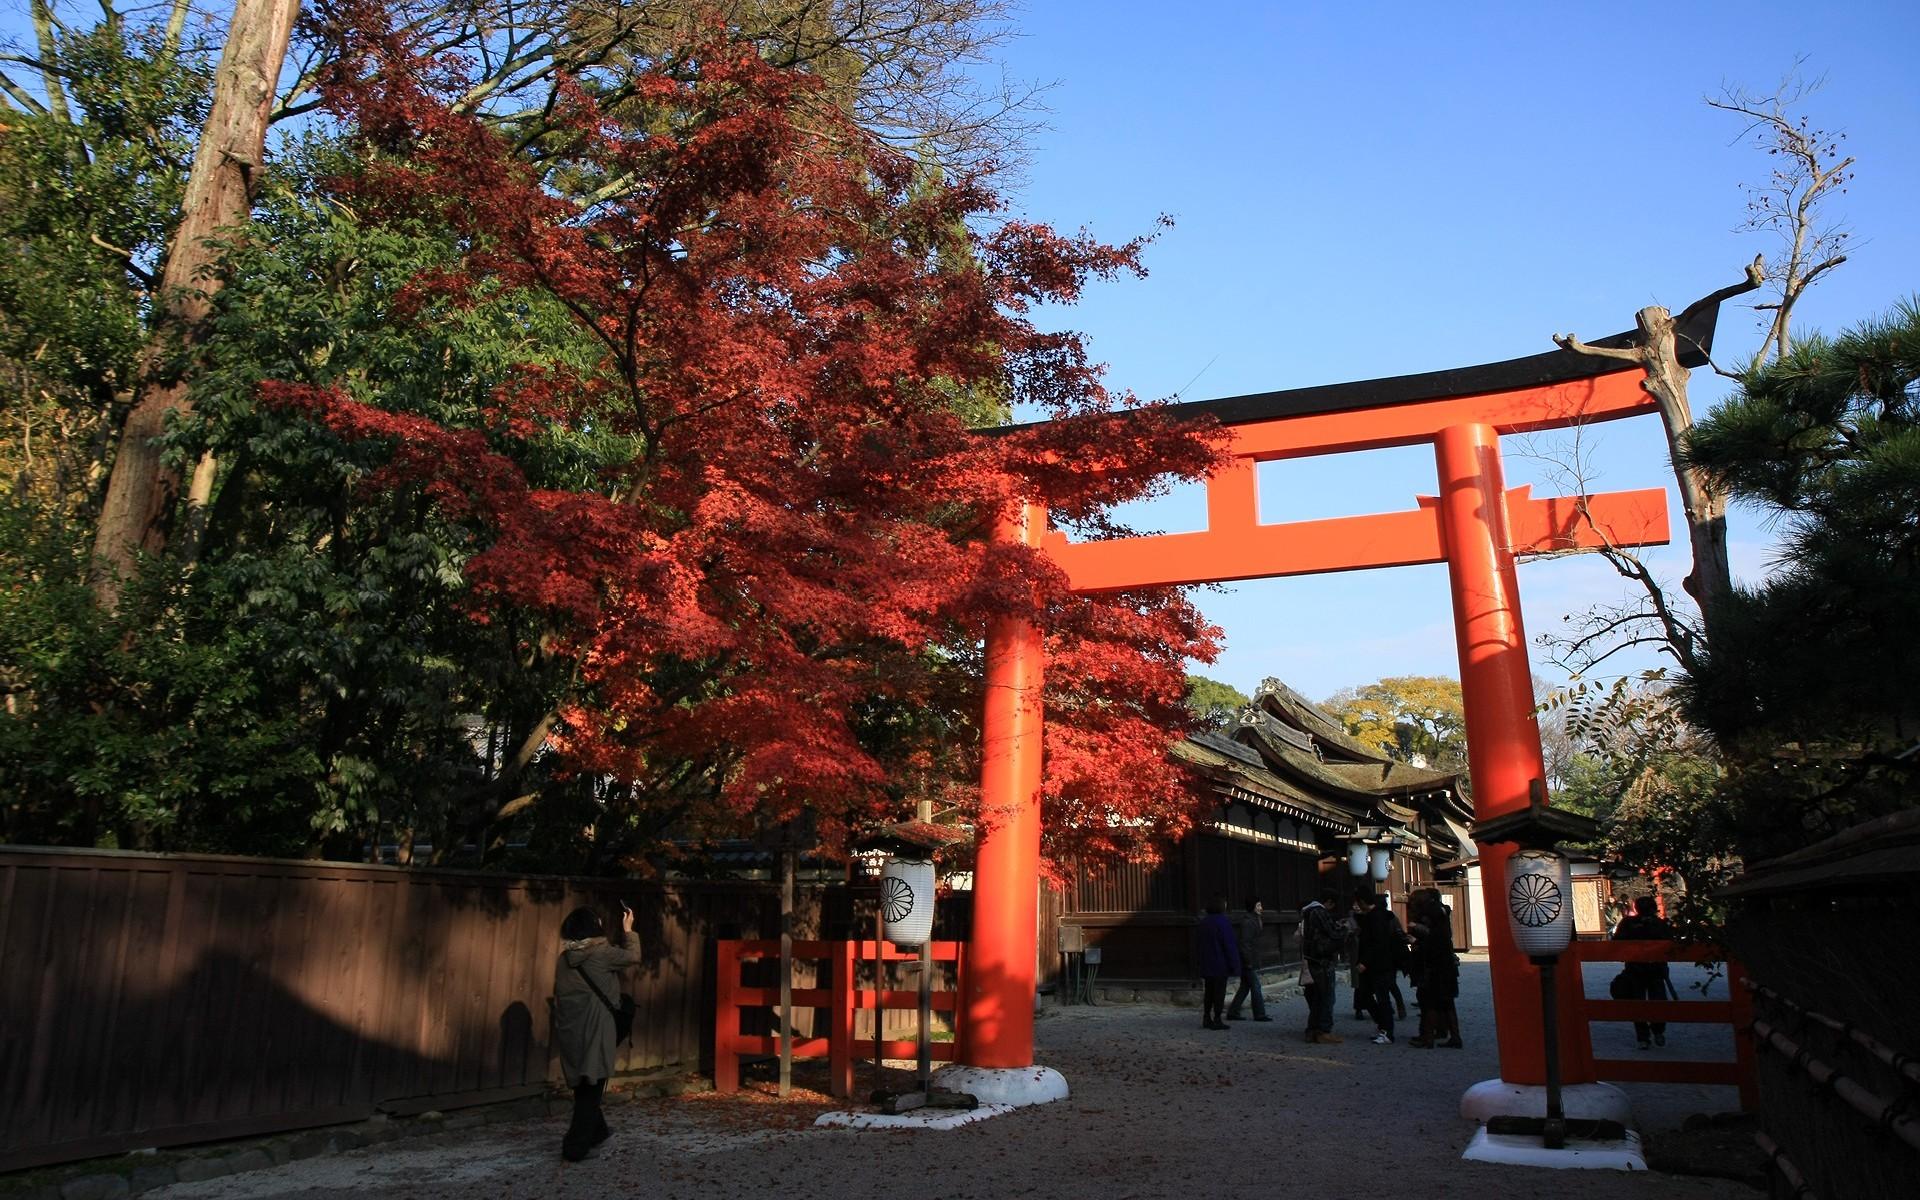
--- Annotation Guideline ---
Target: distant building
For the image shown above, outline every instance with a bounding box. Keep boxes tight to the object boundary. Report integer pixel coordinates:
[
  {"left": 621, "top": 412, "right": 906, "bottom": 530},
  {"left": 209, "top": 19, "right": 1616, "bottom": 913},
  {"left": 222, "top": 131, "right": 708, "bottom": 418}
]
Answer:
[{"left": 1047, "top": 679, "right": 1475, "bottom": 985}]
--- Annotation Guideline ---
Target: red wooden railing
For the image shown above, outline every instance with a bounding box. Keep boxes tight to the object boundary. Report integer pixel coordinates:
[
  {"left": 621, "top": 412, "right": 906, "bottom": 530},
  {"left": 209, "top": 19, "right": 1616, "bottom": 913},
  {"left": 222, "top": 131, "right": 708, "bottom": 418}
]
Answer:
[
  {"left": 714, "top": 939, "right": 966, "bottom": 1098},
  {"left": 1566, "top": 940, "right": 1758, "bottom": 1110}
]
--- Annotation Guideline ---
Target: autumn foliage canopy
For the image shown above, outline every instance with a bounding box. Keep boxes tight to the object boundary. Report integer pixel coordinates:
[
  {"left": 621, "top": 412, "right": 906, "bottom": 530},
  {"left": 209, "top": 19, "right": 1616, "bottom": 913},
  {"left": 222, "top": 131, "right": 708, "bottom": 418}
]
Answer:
[{"left": 260, "top": 8, "right": 1227, "bottom": 868}]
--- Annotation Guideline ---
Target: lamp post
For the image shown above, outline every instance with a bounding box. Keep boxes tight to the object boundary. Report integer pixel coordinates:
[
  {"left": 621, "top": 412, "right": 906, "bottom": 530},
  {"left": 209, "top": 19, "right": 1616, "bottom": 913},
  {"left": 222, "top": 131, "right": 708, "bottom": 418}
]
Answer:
[
  {"left": 881, "top": 854, "right": 937, "bottom": 1098},
  {"left": 1505, "top": 848, "right": 1575, "bottom": 1148},
  {"left": 1470, "top": 783, "right": 1612, "bottom": 1152},
  {"left": 857, "top": 818, "right": 973, "bottom": 1114}
]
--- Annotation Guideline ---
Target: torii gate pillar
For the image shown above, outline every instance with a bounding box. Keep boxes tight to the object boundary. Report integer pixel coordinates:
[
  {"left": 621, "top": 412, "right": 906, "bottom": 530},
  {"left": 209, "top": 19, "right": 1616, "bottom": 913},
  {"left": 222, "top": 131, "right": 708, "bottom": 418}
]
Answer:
[
  {"left": 1435, "top": 423, "right": 1591, "bottom": 1085},
  {"left": 958, "top": 500, "right": 1048, "bottom": 1071}
]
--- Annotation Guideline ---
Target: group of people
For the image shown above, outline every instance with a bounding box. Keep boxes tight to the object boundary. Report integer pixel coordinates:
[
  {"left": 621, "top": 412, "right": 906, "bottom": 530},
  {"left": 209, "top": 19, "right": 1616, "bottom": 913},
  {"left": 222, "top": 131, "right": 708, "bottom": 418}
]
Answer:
[
  {"left": 1196, "top": 887, "right": 1463, "bottom": 1048},
  {"left": 553, "top": 888, "right": 1677, "bottom": 1163},
  {"left": 1192, "top": 895, "right": 1273, "bottom": 1027}
]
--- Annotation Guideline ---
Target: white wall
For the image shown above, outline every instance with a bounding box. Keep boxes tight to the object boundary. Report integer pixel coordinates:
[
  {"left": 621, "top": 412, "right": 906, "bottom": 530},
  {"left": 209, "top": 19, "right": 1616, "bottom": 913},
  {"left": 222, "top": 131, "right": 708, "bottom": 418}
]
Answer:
[{"left": 1465, "top": 864, "right": 1490, "bottom": 950}]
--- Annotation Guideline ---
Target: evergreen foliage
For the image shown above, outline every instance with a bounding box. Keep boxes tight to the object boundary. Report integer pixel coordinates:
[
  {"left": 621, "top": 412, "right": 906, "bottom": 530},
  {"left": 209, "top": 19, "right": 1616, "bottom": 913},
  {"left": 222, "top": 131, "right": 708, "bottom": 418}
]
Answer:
[{"left": 1682, "top": 298, "right": 1920, "bottom": 748}]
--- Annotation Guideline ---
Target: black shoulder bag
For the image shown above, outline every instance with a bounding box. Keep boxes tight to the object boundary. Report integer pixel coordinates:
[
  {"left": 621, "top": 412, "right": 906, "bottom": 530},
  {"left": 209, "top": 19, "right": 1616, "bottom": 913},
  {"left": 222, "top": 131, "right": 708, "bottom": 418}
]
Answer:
[{"left": 571, "top": 958, "right": 636, "bottom": 1044}]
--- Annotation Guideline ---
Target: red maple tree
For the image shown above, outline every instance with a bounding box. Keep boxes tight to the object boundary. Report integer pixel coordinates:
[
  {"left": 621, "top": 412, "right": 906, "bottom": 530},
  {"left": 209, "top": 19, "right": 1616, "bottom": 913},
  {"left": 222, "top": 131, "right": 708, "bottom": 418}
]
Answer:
[{"left": 269, "top": 9, "right": 1228, "bottom": 869}]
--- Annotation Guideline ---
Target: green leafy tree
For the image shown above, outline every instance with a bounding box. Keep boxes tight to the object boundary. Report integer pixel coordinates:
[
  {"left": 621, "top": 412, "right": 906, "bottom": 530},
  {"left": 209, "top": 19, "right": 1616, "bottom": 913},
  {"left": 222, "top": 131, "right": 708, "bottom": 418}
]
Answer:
[
  {"left": 1183, "top": 674, "right": 1249, "bottom": 729},
  {"left": 0, "top": 14, "right": 210, "bottom": 524},
  {"left": 1323, "top": 675, "right": 1467, "bottom": 772},
  {"left": 1541, "top": 671, "right": 1732, "bottom": 927}
]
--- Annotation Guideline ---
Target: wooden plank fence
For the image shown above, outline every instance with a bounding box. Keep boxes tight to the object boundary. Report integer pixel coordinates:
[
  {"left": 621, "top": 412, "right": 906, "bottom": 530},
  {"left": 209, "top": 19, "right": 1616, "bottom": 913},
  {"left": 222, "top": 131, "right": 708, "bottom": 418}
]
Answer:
[{"left": 0, "top": 846, "right": 812, "bottom": 1171}]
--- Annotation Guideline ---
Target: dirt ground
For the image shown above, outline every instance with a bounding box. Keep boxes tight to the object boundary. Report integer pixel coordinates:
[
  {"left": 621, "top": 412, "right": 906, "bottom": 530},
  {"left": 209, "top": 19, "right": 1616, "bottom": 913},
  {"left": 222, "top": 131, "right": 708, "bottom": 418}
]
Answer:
[{"left": 150, "top": 957, "right": 1756, "bottom": 1199}]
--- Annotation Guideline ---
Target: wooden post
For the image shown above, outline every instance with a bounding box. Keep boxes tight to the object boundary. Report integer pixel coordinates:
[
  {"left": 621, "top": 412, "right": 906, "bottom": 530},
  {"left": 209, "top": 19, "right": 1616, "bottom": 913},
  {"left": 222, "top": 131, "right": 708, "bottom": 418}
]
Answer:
[
  {"left": 872, "top": 908, "right": 884, "bottom": 1092},
  {"left": 714, "top": 940, "right": 739, "bottom": 1093},
  {"left": 830, "top": 939, "right": 854, "bottom": 1098},
  {"left": 1728, "top": 959, "right": 1760, "bottom": 1112},
  {"left": 915, "top": 798, "right": 933, "bottom": 1094},
  {"left": 779, "top": 846, "right": 794, "bottom": 1098}
]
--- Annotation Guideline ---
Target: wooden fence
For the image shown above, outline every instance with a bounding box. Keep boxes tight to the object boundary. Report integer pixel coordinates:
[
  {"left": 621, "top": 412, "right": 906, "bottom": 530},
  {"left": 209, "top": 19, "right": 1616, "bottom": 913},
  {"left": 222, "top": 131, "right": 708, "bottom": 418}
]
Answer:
[
  {"left": 713, "top": 939, "right": 966, "bottom": 1098},
  {"left": 1566, "top": 939, "right": 1758, "bottom": 1108},
  {"left": 0, "top": 846, "right": 814, "bottom": 1171}
]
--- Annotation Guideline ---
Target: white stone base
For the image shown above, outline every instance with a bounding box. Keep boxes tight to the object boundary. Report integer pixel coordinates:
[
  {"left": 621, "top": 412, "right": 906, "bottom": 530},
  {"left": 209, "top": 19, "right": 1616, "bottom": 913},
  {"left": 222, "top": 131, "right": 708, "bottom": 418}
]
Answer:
[
  {"left": 814, "top": 1104, "right": 1014, "bottom": 1131},
  {"left": 1462, "top": 1127, "right": 1647, "bottom": 1171},
  {"left": 931, "top": 1064, "right": 1070, "bottom": 1107},
  {"left": 1459, "top": 1078, "right": 1634, "bottom": 1126}
]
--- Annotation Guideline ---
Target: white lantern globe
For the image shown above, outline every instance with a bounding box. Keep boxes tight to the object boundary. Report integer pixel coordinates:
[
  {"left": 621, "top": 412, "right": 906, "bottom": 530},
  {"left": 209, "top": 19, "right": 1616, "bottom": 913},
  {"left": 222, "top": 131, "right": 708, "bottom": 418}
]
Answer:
[
  {"left": 1368, "top": 846, "right": 1392, "bottom": 882},
  {"left": 881, "top": 858, "right": 936, "bottom": 949},
  {"left": 1347, "top": 841, "right": 1369, "bottom": 876},
  {"left": 1504, "top": 848, "right": 1574, "bottom": 957}
]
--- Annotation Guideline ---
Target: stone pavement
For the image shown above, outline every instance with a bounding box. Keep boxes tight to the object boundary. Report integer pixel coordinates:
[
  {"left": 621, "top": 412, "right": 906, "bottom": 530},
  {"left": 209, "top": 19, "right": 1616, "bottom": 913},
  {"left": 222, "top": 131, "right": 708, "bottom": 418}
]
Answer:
[{"left": 147, "top": 957, "right": 1754, "bottom": 1199}]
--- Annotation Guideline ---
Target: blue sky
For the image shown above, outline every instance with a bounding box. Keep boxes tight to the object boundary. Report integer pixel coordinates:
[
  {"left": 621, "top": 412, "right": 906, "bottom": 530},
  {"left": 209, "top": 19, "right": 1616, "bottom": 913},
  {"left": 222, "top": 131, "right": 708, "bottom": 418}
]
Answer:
[
  {"left": 990, "top": 0, "right": 1920, "bottom": 702},
  {"left": 6, "top": 1, "right": 1915, "bottom": 705}
]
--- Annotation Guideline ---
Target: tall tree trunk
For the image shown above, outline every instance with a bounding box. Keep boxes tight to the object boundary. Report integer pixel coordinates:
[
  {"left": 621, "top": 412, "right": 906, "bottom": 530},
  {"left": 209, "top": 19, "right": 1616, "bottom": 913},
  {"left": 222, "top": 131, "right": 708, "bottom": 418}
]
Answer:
[
  {"left": 1630, "top": 304, "right": 1733, "bottom": 633},
  {"left": 1553, "top": 262, "right": 1763, "bottom": 646},
  {"left": 89, "top": 0, "right": 301, "bottom": 608}
]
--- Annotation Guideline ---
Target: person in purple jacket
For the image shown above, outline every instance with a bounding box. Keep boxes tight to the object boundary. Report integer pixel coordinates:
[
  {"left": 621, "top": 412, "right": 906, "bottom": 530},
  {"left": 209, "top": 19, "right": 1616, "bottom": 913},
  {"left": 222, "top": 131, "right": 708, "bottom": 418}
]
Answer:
[{"left": 1193, "top": 895, "right": 1241, "bottom": 1030}]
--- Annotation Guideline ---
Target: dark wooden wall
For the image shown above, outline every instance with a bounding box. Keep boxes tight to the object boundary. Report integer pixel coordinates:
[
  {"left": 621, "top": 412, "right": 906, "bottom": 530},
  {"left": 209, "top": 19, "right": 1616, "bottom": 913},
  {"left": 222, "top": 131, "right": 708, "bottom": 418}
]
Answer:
[
  {"left": 0, "top": 847, "right": 812, "bottom": 1171},
  {"left": 1056, "top": 831, "right": 1326, "bottom": 981}
]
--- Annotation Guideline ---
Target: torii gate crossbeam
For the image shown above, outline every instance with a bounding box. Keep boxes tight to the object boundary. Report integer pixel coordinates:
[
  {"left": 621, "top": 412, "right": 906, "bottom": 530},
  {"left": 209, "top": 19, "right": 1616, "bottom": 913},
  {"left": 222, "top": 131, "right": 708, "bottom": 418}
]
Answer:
[{"left": 958, "top": 304, "right": 1721, "bottom": 1090}]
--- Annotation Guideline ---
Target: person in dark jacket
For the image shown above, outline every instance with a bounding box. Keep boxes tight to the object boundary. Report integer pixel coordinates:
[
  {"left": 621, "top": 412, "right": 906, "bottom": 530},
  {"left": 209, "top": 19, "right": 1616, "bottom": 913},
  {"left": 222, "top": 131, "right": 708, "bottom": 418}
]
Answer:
[
  {"left": 1225, "top": 897, "right": 1271, "bottom": 1021},
  {"left": 1298, "top": 887, "right": 1345, "bottom": 1044},
  {"left": 1193, "top": 895, "right": 1241, "bottom": 1030},
  {"left": 1350, "top": 891, "right": 1403, "bottom": 1044},
  {"left": 553, "top": 903, "right": 641, "bottom": 1161},
  {"left": 1405, "top": 888, "right": 1461, "bottom": 1048},
  {"left": 1613, "top": 895, "right": 1674, "bottom": 1049}
]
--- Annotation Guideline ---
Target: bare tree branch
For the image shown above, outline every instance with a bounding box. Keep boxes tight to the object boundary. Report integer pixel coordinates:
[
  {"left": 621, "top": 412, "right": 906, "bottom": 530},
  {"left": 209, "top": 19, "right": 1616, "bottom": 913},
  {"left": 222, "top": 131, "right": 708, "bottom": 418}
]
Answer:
[
  {"left": 0, "top": 66, "right": 50, "bottom": 114},
  {"left": 1549, "top": 334, "right": 1639, "bottom": 363},
  {"left": 1709, "top": 66, "right": 1855, "bottom": 360}
]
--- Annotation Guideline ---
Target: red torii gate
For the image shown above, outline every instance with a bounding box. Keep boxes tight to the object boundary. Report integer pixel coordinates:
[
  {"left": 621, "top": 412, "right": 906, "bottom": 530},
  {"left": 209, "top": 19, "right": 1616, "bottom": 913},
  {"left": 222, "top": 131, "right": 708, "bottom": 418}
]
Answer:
[{"left": 958, "top": 305, "right": 1723, "bottom": 1089}]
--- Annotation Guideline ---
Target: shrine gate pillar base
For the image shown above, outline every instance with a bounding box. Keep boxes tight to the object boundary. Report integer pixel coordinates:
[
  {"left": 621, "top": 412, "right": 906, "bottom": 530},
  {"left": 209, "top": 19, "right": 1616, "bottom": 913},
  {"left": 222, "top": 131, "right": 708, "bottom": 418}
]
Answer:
[
  {"left": 956, "top": 500, "right": 1062, "bottom": 1102},
  {"left": 1433, "top": 424, "right": 1597, "bottom": 1092},
  {"left": 1460, "top": 1079, "right": 1634, "bottom": 1127}
]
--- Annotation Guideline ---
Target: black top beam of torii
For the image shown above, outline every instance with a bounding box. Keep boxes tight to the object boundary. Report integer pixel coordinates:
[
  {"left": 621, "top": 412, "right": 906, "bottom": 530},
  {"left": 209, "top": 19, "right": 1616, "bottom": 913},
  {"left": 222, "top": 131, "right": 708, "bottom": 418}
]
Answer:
[{"left": 990, "top": 294, "right": 1722, "bottom": 434}]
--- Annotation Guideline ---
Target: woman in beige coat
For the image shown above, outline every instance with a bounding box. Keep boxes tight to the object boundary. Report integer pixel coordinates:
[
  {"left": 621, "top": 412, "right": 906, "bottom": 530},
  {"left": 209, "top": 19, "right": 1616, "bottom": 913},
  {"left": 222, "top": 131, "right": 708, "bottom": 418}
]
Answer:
[{"left": 553, "top": 903, "right": 639, "bottom": 1161}]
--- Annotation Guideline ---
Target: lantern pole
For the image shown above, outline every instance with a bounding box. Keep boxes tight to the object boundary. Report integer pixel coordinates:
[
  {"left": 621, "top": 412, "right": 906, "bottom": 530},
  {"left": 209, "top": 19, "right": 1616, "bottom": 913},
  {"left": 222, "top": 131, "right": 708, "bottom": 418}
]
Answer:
[
  {"left": 1534, "top": 953, "right": 1566, "bottom": 1149},
  {"left": 860, "top": 819, "right": 976, "bottom": 1114},
  {"left": 1467, "top": 796, "right": 1645, "bottom": 1162}
]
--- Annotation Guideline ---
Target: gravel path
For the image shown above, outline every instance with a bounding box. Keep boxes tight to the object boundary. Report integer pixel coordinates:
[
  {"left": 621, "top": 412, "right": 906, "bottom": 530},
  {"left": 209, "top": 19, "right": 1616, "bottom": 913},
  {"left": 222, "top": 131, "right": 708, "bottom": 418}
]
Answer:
[{"left": 151, "top": 956, "right": 1752, "bottom": 1199}]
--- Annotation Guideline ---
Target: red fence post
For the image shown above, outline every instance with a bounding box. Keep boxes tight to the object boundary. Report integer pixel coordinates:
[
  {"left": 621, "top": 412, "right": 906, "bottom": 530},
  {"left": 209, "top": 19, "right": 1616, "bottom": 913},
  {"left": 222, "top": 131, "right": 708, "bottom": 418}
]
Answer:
[
  {"left": 831, "top": 940, "right": 854, "bottom": 1099},
  {"left": 714, "top": 940, "right": 739, "bottom": 1094},
  {"left": 1728, "top": 959, "right": 1759, "bottom": 1112},
  {"left": 1566, "top": 942, "right": 1598, "bottom": 1080},
  {"left": 952, "top": 942, "right": 966, "bottom": 1053}
]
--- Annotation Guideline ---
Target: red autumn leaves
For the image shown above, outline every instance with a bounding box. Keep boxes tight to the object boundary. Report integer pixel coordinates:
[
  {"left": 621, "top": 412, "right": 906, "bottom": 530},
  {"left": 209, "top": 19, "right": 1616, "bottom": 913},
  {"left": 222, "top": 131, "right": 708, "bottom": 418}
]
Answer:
[{"left": 273, "top": 8, "right": 1228, "bottom": 868}]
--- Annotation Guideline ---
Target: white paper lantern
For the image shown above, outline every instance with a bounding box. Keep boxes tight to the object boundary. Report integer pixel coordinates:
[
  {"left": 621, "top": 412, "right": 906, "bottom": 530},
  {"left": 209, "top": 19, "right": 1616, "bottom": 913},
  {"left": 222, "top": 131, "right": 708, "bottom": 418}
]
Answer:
[
  {"left": 1347, "top": 841, "right": 1369, "bottom": 876},
  {"left": 1504, "top": 849, "right": 1574, "bottom": 957},
  {"left": 1369, "top": 846, "right": 1392, "bottom": 882},
  {"left": 881, "top": 858, "right": 936, "bottom": 949}
]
